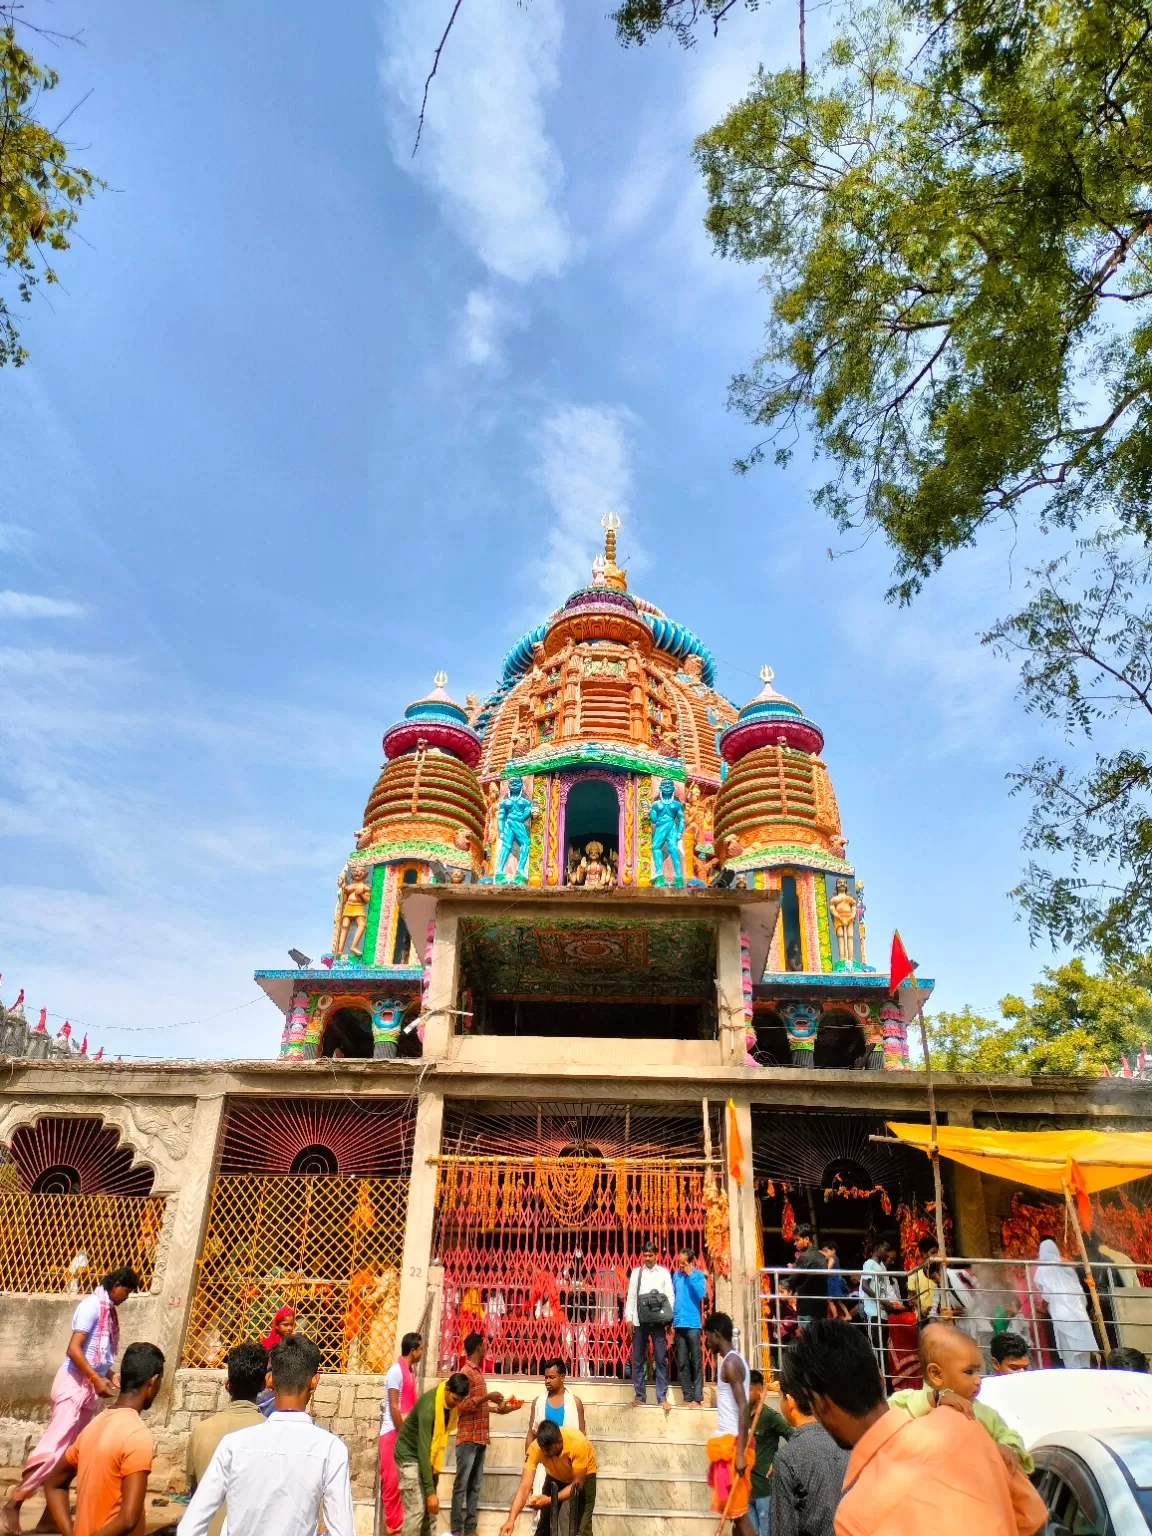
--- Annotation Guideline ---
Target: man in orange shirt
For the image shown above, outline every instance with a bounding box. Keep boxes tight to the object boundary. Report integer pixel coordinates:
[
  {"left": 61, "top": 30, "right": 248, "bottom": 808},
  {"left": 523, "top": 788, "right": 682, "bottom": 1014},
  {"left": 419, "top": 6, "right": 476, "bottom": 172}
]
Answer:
[
  {"left": 43, "top": 1341, "right": 164, "bottom": 1536},
  {"left": 783, "top": 1320, "right": 1046, "bottom": 1536}
]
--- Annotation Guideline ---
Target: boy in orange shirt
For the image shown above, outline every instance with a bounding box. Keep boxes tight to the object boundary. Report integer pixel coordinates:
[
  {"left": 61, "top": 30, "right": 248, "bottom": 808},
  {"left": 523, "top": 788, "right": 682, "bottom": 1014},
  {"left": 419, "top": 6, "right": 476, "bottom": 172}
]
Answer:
[{"left": 43, "top": 1341, "right": 164, "bottom": 1536}]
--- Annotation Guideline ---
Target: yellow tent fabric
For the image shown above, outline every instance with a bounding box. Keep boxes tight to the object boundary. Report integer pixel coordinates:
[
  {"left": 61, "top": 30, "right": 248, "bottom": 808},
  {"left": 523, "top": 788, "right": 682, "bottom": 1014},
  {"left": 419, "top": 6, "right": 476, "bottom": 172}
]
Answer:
[{"left": 886, "top": 1122, "right": 1152, "bottom": 1195}]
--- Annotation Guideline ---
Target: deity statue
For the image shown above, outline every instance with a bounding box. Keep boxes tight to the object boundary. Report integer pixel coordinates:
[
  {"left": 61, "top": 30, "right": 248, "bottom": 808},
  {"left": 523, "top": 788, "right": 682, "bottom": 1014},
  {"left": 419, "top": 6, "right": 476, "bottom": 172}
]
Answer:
[
  {"left": 829, "top": 877, "right": 858, "bottom": 965},
  {"left": 495, "top": 777, "right": 538, "bottom": 882},
  {"left": 566, "top": 843, "right": 583, "bottom": 885},
  {"left": 465, "top": 692, "right": 479, "bottom": 721},
  {"left": 579, "top": 840, "right": 613, "bottom": 889},
  {"left": 335, "top": 868, "right": 372, "bottom": 959},
  {"left": 649, "top": 778, "right": 685, "bottom": 886}
]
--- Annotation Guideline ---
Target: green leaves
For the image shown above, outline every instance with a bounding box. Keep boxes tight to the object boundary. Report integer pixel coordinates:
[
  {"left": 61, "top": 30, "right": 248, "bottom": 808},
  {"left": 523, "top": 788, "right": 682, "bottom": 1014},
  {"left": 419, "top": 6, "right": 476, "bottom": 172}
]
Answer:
[
  {"left": 0, "top": 23, "right": 101, "bottom": 366},
  {"left": 927, "top": 956, "right": 1152, "bottom": 1074},
  {"left": 693, "top": 0, "right": 1152, "bottom": 597}
]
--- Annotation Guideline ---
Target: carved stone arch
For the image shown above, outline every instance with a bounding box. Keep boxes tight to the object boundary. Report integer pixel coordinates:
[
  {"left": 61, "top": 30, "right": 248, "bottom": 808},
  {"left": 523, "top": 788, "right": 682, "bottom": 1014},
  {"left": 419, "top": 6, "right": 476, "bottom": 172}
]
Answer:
[{"left": 0, "top": 1100, "right": 195, "bottom": 1194}]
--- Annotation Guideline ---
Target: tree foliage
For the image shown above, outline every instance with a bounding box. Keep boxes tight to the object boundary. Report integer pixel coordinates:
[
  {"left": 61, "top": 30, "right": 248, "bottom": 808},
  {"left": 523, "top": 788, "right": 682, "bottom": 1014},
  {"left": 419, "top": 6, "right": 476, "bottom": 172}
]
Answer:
[
  {"left": 926, "top": 956, "right": 1152, "bottom": 1075},
  {"left": 689, "top": 0, "right": 1152, "bottom": 960},
  {"left": 612, "top": 0, "right": 762, "bottom": 46},
  {"left": 0, "top": 13, "right": 100, "bottom": 365},
  {"left": 984, "top": 534, "right": 1152, "bottom": 962}
]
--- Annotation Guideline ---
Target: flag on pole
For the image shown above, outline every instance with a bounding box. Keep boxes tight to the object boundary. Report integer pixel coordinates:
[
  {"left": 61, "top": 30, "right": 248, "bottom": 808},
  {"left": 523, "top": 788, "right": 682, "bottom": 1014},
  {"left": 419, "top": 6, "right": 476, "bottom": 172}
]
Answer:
[
  {"left": 727, "top": 1098, "right": 745, "bottom": 1185},
  {"left": 79, "top": 1035, "right": 88, "bottom": 1055},
  {"left": 57, "top": 1020, "right": 71, "bottom": 1039},
  {"left": 889, "top": 931, "right": 916, "bottom": 994},
  {"left": 1068, "top": 1158, "right": 1094, "bottom": 1232},
  {"left": 92, "top": 1048, "right": 104, "bottom": 1062},
  {"left": 35, "top": 1008, "right": 46, "bottom": 1032}
]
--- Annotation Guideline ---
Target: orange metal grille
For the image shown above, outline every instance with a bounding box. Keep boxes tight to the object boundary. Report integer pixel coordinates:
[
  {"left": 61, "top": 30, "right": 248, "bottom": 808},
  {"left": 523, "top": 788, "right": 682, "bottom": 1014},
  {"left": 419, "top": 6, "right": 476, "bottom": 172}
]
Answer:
[
  {"left": 183, "top": 1174, "right": 408, "bottom": 1373},
  {"left": 0, "top": 1191, "right": 165, "bottom": 1293},
  {"left": 432, "top": 1155, "right": 712, "bottom": 1377}
]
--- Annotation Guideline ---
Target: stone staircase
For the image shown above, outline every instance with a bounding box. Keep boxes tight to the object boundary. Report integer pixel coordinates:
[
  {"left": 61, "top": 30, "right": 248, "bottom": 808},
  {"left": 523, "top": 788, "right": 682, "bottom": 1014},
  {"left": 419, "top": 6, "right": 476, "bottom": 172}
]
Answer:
[{"left": 438, "top": 1380, "right": 719, "bottom": 1536}]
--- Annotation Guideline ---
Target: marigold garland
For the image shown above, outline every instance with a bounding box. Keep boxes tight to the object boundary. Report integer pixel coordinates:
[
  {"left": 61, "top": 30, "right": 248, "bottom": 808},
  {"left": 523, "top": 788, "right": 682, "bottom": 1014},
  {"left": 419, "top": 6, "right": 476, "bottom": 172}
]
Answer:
[{"left": 703, "top": 1180, "right": 730, "bottom": 1277}]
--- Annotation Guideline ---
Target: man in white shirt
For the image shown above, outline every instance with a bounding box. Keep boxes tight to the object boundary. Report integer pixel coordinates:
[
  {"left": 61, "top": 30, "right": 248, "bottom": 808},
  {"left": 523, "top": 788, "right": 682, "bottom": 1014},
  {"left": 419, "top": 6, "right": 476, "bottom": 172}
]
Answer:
[
  {"left": 178, "top": 1334, "right": 354, "bottom": 1536},
  {"left": 624, "top": 1240, "right": 675, "bottom": 1413}
]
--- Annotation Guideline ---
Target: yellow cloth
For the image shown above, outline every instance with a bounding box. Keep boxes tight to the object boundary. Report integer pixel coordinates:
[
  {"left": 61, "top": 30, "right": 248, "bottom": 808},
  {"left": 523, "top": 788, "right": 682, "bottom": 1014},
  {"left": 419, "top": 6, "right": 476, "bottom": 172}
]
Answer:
[
  {"left": 886, "top": 1123, "right": 1152, "bottom": 1195},
  {"left": 526, "top": 1426, "right": 597, "bottom": 1482},
  {"left": 430, "top": 1380, "right": 456, "bottom": 1477},
  {"left": 906, "top": 1267, "right": 934, "bottom": 1320}
]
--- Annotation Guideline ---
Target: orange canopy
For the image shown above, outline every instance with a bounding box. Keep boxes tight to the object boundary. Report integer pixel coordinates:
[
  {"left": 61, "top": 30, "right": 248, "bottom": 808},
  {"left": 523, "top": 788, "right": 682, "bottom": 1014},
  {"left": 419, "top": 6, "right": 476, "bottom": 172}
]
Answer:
[{"left": 886, "top": 1122, "right": 1152, "bottom": 1196}]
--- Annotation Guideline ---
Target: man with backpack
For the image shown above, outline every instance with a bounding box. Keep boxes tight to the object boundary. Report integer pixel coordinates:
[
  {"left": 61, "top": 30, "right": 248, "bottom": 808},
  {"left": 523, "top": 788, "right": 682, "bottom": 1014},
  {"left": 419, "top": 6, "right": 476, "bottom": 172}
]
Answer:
[{"left": 624, "top": 1240, "right": 675, "bottom": 1413}]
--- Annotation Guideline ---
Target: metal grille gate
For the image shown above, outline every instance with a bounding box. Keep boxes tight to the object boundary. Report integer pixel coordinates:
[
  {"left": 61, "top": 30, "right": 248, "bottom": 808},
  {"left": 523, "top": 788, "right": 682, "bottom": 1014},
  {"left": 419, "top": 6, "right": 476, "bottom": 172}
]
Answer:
[
  {"left": 183, "top": 1173, "right": 408, "bottom": 1372},
  {"left": 433, "top": 1155, "right": 711, "bottom": 1376}
]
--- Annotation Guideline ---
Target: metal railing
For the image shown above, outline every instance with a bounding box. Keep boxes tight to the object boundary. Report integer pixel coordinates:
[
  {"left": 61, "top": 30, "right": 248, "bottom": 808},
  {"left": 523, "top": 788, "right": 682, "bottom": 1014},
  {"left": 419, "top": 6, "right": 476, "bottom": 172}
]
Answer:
[{"left": 757, "top": 1258, "right": 1152, "bottom": 1389}]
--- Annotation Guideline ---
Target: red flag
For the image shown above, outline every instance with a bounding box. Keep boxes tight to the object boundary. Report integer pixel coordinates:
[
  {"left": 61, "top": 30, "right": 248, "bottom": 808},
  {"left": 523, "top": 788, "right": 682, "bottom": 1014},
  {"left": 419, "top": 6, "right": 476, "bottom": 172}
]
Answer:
[
  {"left": 1068, "top": 1159, "right": 1093, "bottom": 1233},
  {"left": 889, "top": 931, "right": 916, "bottom": 994},
  {"left": 727, "top": 1098, "right": 745, "bottom": 1185},
  {"left": 92, "top": 1048, "right": 104, "bottom": 1062},
  {"left": 12, "top": 989, "right": 23, "bottom": 1010},
  {"left": 57, "top": 1020, "right": 71, "bottom": 1039},
  {"left": 79, "top": 1035, "right": 88, "bottom": 1055},
  {"left": 35, "top": 1008, "right": 46, "bottom": 1032}
]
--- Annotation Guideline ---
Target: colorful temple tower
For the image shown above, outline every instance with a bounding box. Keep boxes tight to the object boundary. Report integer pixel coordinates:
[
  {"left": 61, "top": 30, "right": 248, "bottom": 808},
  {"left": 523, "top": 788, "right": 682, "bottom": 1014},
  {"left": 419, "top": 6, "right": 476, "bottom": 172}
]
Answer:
[{"left": 257, "top": 518, "right": 915, "bottom": 1071}]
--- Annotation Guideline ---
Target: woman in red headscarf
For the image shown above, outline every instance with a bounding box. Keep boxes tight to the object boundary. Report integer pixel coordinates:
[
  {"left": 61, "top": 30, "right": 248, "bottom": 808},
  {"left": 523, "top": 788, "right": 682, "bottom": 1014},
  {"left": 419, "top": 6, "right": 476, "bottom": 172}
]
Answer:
[{"left": 262, "top": 1306, "right": 296, "bottom": 1352}]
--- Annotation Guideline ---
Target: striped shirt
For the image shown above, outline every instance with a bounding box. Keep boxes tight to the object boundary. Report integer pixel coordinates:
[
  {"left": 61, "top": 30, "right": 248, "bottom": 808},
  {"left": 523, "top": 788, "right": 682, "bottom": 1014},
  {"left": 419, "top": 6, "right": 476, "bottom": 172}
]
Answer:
[{"left": 770, "top": 1421, "right": 849, "bottom": 1536}]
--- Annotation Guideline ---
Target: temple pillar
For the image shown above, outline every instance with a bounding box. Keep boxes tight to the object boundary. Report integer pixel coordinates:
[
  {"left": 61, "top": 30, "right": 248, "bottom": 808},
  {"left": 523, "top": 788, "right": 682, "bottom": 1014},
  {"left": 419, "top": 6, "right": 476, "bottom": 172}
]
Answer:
[
  {"left": 397, "top": 1087, "right": 445, "bottom": 1348},
  {"left": 779, "top": 1001, "right": 821, "bottom": 1066},
  {"left": 716, "top": 911, "right": 746, "bottom": 1064},
  {"left": 421, "top": 907, "right": 459, "bottom": 1060},
  {"left": 942, "top": 1100, "right": 990, "bottom": 1256},
  {"left": 724, "top": 1099, "right": 759, "bottom": 1359},
  {"left": 149, "top": 1095, "right": 226, "bottom": 1407}
]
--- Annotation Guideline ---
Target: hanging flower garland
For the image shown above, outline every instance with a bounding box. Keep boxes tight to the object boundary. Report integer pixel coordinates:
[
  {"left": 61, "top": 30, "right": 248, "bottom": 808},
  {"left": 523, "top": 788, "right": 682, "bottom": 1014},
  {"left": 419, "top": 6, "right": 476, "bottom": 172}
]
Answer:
[
  {"left": 822, "top": 1173, "right": 892, "bottom": 1214},
  {"left": 895, "top": 1200, "right": 952, "bottom": 1271},
  {"left": 703, "top": 1180, "right": 731, "bottom": 1277},
  {"left": 781, "top": 1194, "right": 796, "bottom": 1242},
  {"left": 533, "top": 1157, "right": 599, "bottom": 1227}
]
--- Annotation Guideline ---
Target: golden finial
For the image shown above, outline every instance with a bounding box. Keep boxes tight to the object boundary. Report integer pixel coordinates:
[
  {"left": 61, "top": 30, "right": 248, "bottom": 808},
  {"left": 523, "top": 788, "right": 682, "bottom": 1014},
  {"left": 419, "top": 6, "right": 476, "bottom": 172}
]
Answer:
[
  {"left": 599, "top": 511, "right": 626, "bottom": 591},
  {"left": 434, "top": 670, "right": 448, "bottom": 689}
]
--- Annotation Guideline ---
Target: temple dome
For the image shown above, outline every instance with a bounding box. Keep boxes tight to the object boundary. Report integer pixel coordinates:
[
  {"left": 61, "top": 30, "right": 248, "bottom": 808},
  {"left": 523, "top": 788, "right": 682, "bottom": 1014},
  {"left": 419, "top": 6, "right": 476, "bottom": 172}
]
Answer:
[
  {"left": 382, "top": 674, "right": 482, "bottom": 768},
  {"left": 714, "top": 671, "right": 842, "bottom": 864},
  {"left": 361, "top": 748, "right": 486, "bottom": 851}
]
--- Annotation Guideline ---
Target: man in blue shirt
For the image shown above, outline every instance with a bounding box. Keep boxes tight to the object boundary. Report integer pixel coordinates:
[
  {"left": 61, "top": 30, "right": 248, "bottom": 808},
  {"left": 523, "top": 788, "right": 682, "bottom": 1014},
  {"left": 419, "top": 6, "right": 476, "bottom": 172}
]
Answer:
[{"left": 672, "top": 1249, "right": 709, "bottom": 1405}]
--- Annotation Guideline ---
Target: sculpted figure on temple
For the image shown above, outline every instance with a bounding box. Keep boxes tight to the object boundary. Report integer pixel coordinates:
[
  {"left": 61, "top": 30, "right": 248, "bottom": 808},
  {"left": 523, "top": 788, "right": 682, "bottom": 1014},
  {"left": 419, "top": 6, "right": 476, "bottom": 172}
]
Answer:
[
  {"left": 829, "top": 877, "right": 858, "bottom": 964},
  {"left": 580, "top": 840, "right": 612, "bottom": 888},
  {"left": 495, "top": 776, "right": 538, "bottom": 882},
  {"left": 649, "top": 778, "right": 685, "bottom": 885},
  {"left": 335, "top": 868, "right": 372, "bottom": 958},
  {"left": 566, "top": 843, "right": 583, "bottom": 885},
  {"left": 483, "top": 780, "right": 501, "bottom": 856},
  {"left": 354, "top": 826, "right": 374, "bottom": 851}
]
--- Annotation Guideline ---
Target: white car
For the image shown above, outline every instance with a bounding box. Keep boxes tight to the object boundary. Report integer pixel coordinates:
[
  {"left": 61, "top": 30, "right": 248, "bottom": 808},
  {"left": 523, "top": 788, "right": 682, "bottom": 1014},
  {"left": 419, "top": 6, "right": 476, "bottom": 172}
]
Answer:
[
  {"left": 977, "top": 1369, "right": 1152, "bottom": 1535},
  {"left": 1030, "top": 1427, "right": 1152, "bottom": 1535}
]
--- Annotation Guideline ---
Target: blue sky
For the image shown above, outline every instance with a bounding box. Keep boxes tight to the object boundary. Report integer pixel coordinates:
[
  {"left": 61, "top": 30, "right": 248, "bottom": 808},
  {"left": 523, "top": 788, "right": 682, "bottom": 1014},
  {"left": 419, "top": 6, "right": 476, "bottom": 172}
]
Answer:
[{"left": 0, "top": 0, "right": 1080, "bottom": 1058}]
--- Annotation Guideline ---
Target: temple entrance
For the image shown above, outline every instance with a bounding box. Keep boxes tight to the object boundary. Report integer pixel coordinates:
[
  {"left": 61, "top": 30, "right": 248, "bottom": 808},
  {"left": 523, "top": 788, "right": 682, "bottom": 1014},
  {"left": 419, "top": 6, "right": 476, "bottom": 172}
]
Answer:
[
  {"left": 432, "top": 1102, "right": 721, "bottom": 1378},
  {"left": 563, "top": 778, "right": 620, "bottom": 885},
  {"left": 813, "top": 1011, "right": 867, "bottom": 1070},
  {"left": 321, "top": 1007, "right": 373, "bottom": 1058}
]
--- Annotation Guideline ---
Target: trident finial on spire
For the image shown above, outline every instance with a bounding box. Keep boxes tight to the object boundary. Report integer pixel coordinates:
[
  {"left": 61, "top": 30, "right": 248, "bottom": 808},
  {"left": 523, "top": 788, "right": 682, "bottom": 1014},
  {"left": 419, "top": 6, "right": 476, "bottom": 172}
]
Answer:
[
  {"left": 434, "top": 670, "right": 448, "bottom": 689},
  {"left": 599, "top": 511, "right": 623, "bottom": 583},
  {"left": 760, "top": 664, "right": 774, "bottom": 684}
]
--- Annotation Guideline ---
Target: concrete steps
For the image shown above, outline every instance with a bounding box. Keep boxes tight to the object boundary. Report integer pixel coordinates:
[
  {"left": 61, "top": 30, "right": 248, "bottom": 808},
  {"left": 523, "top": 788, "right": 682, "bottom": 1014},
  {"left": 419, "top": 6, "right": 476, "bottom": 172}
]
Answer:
[{"left": 435, "top": 1380, "right": 723, "bottom": 1536}]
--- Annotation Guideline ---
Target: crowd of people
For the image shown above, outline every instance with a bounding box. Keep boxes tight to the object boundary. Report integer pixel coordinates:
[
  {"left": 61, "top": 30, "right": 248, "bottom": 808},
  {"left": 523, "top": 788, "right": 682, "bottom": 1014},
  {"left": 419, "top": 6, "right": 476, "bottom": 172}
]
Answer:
[{"left": 5, "top": 1240, "right": 1149, "bottom": 1536}]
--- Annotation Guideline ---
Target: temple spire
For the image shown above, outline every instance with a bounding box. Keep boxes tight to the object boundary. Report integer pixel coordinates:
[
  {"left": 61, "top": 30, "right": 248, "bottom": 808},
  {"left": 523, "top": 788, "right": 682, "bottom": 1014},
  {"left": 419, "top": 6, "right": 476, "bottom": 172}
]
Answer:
[{"left": 599, "top": 511, "right": 627, "bottom": 592}]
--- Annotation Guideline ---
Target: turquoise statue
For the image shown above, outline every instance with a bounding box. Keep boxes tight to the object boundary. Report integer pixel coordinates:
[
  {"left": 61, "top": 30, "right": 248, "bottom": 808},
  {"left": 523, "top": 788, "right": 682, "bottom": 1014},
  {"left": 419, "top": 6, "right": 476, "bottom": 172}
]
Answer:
[
  {"left": 495, "top": 777, "right": 537, "bottom": 882},
  {"left": 649, "top": 778, "right": 685, "bottom": 886}
]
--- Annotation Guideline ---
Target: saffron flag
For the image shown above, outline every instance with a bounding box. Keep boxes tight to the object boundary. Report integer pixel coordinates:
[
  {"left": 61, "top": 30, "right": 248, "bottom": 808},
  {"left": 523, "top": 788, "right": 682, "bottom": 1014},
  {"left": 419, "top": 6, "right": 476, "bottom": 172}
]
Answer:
[
  {"left": 889, "top": 931, "right": 916, "bottom": 994},
  {"left": 1068, "top": 1158, "right": 1094, "bottom": 1233},
  {"left": 727, "top": 1098, "right": 745, "bottom": 1185}
]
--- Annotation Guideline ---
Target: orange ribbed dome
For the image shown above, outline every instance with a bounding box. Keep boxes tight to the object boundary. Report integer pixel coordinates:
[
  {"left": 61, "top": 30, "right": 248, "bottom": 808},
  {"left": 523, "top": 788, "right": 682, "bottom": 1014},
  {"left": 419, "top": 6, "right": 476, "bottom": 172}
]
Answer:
[
  {"left": 363, "top": 748, "right": 485, "bottom": 841},
  {"left": 714, "top": 743, "right": 842, "bottom": 856}
]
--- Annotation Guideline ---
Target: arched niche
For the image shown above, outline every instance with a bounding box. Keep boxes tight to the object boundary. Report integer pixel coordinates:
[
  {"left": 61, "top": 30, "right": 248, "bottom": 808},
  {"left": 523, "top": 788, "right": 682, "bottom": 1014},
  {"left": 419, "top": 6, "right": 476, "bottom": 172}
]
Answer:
[
  {"left": 752, "top": 1009, "right": 792, "bottom": 1068},
  {"left": 4, "top": 1115, "right": 156, "bottom": 1196},
  {"left": 320, "top": 1006, "right": 374, "bottom": 1060},
  {"left": 562, "top": 776, "right": 622, "bottom": 884},
  {"left": 813, "top": 1009, "right": 867, "bottom": 1070}
]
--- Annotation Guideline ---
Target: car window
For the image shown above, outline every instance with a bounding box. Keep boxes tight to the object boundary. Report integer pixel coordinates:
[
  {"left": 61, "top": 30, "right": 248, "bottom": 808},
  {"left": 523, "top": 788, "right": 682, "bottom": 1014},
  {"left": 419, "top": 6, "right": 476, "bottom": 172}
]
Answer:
[{"left": 1046, "top": 1451, "right": 1111, "bottom": 1536}]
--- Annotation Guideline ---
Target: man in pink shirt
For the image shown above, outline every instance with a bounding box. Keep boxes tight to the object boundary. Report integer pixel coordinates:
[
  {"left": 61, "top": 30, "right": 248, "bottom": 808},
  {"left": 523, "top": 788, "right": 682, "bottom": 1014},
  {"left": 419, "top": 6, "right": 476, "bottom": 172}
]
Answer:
[{"left": 784, "top": 1319, "right": 1047, "bottom": 1536}]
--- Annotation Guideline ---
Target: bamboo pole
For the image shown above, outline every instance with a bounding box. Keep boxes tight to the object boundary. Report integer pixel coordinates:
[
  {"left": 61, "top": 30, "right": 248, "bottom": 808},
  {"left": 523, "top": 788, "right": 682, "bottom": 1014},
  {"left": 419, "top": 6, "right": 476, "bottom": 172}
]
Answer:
[
  {"left": 915, "top": 1005, "right": 949, "bottom": 1265},
  {"left": 1061, "top": 1177, "right": 1109, "bottom": 1355}
]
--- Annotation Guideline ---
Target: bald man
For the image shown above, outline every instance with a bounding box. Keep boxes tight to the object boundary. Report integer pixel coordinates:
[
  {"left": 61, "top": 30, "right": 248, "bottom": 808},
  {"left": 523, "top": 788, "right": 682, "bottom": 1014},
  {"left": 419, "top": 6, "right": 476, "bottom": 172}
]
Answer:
[{"left": 888, "top": 1323, "right": 1032, "bottom": 1474}]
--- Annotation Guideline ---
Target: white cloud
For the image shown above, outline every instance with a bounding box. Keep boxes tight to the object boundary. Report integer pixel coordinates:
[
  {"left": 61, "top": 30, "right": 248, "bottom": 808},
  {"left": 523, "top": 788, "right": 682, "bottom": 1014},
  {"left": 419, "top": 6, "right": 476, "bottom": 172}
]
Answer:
[
  {"left": 530, "top": 404, "right": 640, "bottom": 603},
  {"left": 379, "top": 0, "right": 571, "bottom": 284},
  {"left": 459, "top": 286, "right": 524, "bottom": 366},
  {"left": 0, "top": 590, "right": 87, "bottom": 619}
]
